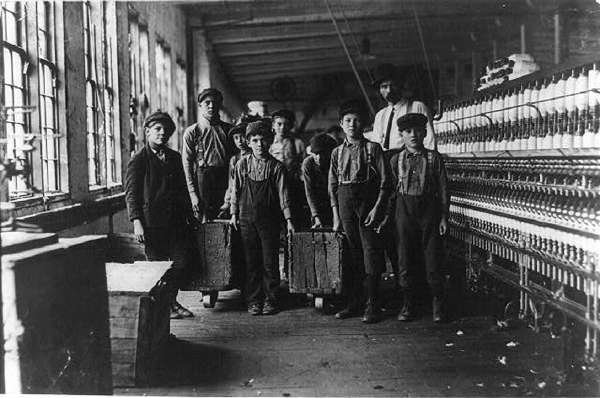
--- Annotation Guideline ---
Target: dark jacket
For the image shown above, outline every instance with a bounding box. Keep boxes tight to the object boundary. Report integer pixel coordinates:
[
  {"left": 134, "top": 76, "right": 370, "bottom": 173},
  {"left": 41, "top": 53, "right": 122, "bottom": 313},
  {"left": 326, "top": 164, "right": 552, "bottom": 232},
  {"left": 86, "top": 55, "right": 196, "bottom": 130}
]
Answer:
[{"left": 125, "top": 145, "right": 193, "bottom": 228}]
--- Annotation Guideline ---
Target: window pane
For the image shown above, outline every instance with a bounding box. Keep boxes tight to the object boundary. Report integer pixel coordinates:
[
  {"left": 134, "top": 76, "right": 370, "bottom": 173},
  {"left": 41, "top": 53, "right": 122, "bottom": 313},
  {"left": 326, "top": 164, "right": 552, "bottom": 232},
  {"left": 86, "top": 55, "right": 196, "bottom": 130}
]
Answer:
[
  {"left": 4, "top": 86, "right": 13, "bottom": 108},
  {"left": 12, "top": 54, "right": 23, "bottom": 87},
  {"left": 4, "top": 49, "right": 13, "bottom": 84},
  {"left": 13, "top": 89, "right": 24, "bottom": 124},
  {"left": 45, "top": 98, "right": 55, "bottom": 129},
  {"left": 5, "top": 9, "right": 17, "bottom": 45}
]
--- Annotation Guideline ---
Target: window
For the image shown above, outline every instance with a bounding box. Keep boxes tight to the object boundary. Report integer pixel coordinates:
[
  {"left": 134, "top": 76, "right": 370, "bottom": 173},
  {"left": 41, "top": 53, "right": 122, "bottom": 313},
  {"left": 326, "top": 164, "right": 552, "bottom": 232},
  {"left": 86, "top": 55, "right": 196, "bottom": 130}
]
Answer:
[
  {"left": 128, "top": 19, "right": 150, "bottom": 154},
  {"left": 173, "top": 60, "right": 187, "bottom": 151},
  {"left": 155, "top": 40, "right": 171, "bottom": 113},
  {"left": 2, "top": 2, "right": 30, "bottom": 197},
  {"left": 2, "top": 1, "right": 66, "bottom": 200},
  {"left": 83, "top": 1, "right": 120, "bottom": 188}
]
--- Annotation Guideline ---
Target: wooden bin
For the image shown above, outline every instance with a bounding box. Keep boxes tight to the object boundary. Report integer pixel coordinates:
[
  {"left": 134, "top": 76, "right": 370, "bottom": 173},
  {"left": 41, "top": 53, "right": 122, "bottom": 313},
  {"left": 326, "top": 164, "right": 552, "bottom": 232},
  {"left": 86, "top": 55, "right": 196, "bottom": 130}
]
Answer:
[
  {"left": 106, "top": 261, "right": 172, "bottom": 387},
  {"left": 185, "top": 220, "right": 244, "bottom": 308},
  {"left": 289, "top": 230, "right": 345, "bottom": 309},
  {"left": 1, "top": 234, "right": 112, "bottom": 394}
]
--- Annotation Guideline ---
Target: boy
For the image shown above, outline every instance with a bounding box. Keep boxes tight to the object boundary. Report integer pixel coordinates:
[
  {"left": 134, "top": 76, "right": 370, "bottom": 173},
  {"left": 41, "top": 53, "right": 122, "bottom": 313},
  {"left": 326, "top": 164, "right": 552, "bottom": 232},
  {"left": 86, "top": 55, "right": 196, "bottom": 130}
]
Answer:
[
  {"left": 182, "top": 88, "right": 232, "bottom": 223},
  {"left": 329, "top": 100, "right": 391, "bottom": 323},
  {"left": 388, "top": 113, "right": 449, "bottom": 323},
  {"left": 219, "top": 122, "right": 250, "bottom": 217},
  {"left": 125, "top": 111, "right": 195, "bottom": 319},
  {"left": 230, "top": 121, "right": 295, "bottom": 316},
  {"left": 302, "top": 133, "right": 338, "bottom": 228}
]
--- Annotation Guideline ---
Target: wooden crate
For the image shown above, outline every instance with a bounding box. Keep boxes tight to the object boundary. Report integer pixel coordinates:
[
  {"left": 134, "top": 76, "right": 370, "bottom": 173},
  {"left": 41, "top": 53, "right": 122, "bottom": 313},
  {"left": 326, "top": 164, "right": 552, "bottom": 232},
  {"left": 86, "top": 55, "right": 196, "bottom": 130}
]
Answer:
[
  {"left": 1, "top": 234, "right": 112, "bottom": 394},
  {"left": 185, "top": 220, "right": 244, "bottom": 293},
  {"left": 106, "top": 233, "right": 146, "bottom": 262},
  {"left": 289, "top": 231, "right": 344, "bottom": 295},
  {"left": 106, "top": 261, "right": 172, "bottom": 387}
]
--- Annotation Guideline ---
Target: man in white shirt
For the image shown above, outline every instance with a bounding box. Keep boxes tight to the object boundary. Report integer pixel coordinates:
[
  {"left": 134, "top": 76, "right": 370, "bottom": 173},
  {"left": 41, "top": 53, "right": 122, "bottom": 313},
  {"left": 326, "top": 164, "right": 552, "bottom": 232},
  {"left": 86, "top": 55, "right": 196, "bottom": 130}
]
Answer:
[{"left": 371, "top": 64, "right": 436, "bottom": 151}]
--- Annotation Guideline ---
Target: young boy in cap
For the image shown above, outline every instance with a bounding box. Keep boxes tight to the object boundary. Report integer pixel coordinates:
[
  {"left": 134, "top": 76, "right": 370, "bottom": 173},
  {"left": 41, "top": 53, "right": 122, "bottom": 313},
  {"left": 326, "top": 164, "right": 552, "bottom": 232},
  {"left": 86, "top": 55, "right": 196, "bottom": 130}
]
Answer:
[
  {"left": 182, "top": 88, "right": 232, "bottom": 223},
  {"left": 329, "top": 100, "right": 391, "bottom": 323},
  {"left": 388, "top": 113, "right": 449, "bottom": 323},
  {"left": 302, "top": 134, "right": 338, "bottom": 228},
  {"left": 230, "top": 121, "right": 296, "bottom": 316},
  {"left": 125, "top": 111, "right": 195, "bottom": 319}
]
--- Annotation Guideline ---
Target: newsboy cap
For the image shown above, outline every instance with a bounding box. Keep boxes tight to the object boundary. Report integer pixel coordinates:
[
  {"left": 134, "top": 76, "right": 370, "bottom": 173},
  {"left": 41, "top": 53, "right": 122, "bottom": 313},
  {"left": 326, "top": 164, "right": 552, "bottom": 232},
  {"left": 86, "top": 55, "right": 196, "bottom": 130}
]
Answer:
[
  {"left": 246, "top": 121, "right": 272, "bottom": 139},
  {"left": 396, "top": 113, "right": 428, "bottom": 131},
  {"left": 310, "top": 133, "right": 338, "bottom": 154},
  {"left": 371, "top": 63, "right": 400, "bottom": 88},
  {"left": 271, "top": 109, "right": 296, "bottom": 125},
  {"left": 143, "top": 111, "right": 176, "bottom": 135},
  {"left": 197, "top": 88, "right": 223, "bottom": 104},
  {"left": 228, "top": 123, "right": 247, "bottom": 139}
]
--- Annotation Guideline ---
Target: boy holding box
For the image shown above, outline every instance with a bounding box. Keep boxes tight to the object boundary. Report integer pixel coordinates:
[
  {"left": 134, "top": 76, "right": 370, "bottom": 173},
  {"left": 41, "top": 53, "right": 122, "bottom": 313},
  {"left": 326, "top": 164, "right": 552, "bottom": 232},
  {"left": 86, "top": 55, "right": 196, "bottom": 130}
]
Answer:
[{"left": 329, "top": 100, "right": 391, "bottom": 323}]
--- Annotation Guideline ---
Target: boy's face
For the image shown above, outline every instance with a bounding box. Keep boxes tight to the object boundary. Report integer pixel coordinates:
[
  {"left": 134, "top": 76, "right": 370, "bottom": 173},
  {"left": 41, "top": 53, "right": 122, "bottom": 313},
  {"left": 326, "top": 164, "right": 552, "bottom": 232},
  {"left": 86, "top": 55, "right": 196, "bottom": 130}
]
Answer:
[
  {"left": 199, "top": 95, "right": 221, "bottom": 119},
  {"left": 145, "top": 122, "right": 172, "bottom": 149},
  {"left": 248, "top": 134, "right": 269, "bottom": 157},
  {"left": 401, "top": 126, "right": 426, "bottom": 151},
  {"left": 272, "top": 116, "right": 291, "bottom": 136},
  {"left": 340, "top": 113, "right": 363, "bottom": 139},
  {"left": 379, "top": 79, "right": 400, "bottom": 103},
  {"left": 232, "top": 133, "right": 246, "bottom": 150}
]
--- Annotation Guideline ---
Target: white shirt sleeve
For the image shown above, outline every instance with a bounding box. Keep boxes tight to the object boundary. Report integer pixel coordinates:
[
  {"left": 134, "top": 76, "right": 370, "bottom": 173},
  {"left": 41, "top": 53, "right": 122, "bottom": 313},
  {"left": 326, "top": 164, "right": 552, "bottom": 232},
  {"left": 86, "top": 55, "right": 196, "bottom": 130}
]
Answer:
[{"left": 371, "top": 107, "right": 387, "bottom": 145}]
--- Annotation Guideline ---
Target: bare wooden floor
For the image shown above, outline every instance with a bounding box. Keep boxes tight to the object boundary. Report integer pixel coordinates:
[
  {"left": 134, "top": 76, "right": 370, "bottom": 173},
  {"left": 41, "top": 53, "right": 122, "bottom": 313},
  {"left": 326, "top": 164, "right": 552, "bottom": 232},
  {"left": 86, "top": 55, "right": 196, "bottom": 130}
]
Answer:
[{"left": 112, "top": 287, "right": 598, "bottom": 397}]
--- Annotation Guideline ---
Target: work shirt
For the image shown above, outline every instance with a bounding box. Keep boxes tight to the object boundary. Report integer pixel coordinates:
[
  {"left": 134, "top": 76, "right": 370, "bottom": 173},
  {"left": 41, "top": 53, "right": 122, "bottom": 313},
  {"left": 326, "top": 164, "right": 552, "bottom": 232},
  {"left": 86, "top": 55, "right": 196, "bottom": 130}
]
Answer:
[
  {"left": 328, "top": 137, "right": 390, "bottom": 209},
  {"left": 301, "top": 156, "right": 329, "bottom": 219},
  {"left": 389, "top": 148, "right": 449, "bottom": 217},
  {"left": 269, "top": 135, "right": 305, "bottom": 180},
  {"left": 231, "top": 154, "right": 292, "bottom": 220},
  {"left": 182, "top": 116, "right": 232, "bottom": 197},
  {"left": 371, "top": 100, "right": 436, "bottom": 150}
]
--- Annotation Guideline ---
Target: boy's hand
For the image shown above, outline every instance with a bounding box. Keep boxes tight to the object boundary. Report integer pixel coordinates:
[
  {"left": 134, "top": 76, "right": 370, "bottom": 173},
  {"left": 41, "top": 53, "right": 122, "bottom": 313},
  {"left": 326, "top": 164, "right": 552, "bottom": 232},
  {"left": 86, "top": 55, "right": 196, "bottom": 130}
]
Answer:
[
  {"left": 364, "top": 207, "right": 379, "bottom": 228},
  {"left": 439, "top": 217, "right": 448, "bottom": 236},
  {"left": 133, "top": 219, "right": 145, "bottom": 243},
  {"left": 229, "top": 214, "right": 239, "bottom": 231},
  {"left": 332, "top": 212, "right": 342, "bottom": 232},
  {"left": 376, "top": 215, "right": 389, "bottom": 234},
  {"left": 190, "top": 194, "right": 201, "bottom": 218},
  {"left": 286, "top": 219, "right": 296, "bottom": 236},
  {"left": 311, "top": 216, "right": 323, "bottom": 230}
]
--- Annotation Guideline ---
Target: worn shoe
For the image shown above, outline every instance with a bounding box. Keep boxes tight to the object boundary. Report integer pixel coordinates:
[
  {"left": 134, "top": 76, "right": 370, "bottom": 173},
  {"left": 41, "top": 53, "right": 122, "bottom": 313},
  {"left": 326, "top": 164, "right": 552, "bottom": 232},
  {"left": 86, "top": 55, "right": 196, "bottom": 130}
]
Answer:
[
  {"left": 262, "top": 301, "right": 279, "bottom": 315},
  {"left": 397, "top": 291, "right": 414, "bottom": 321},
  {"left": 248, "top": 303, "right": 262, "bottom": 316},
  {"left": 171, "top": 301, "right": 194, "bottom": 318},
  {"left": 361, "top": 301, "right": 380, "bottom": 324},
  {"left": 433, "top": 296, "right": 445, "bottom": 323}
]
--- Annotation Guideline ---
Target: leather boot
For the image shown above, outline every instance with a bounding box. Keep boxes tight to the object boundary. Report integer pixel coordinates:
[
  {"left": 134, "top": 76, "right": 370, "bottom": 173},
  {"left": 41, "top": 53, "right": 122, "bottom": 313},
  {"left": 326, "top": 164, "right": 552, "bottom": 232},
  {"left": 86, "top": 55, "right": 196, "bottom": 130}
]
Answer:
[
  {"left": 362, "top": 275, "right": 380, "bottom": 323},
  {"left": 397, "top": 290, "right": 414, "bottom": 321},
  {"left": 433, "top": 295, "right": 445, "bottom": 323}
]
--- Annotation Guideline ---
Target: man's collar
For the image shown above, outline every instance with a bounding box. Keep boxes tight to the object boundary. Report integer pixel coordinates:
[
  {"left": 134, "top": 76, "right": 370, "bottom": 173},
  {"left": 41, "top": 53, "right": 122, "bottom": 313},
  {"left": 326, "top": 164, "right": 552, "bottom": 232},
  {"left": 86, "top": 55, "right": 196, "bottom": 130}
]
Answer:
[{"left": 406, "top": 148, "right": 425, "bottom": 157}]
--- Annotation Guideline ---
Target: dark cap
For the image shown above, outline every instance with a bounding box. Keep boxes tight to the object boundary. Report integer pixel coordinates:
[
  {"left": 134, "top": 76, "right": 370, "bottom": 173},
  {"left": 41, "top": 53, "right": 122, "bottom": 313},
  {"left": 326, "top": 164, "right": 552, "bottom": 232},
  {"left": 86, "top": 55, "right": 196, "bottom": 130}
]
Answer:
[
  {"left": 396, "top": 112, "right": 428, "bottom": 131},
  {"left": 338, "top": 99, "right": 366, "bottom": 121},
  {"left": 271, "top": 109, "right": 296, "bottom": 125},
  {"left": 246, "top": 121, "right": 272, "bottom": 139},
  {"left": 144, "top": 111, "right": 175, "bottom": 135},
  {"left": 372, "top": 63, "right": 399, "bottom": 88},
  {"left": 197, "top": 88, "right": 223, "bottom": 104},
  {"left": 310, "top": 134, "right": 338, "bottom": 154}
]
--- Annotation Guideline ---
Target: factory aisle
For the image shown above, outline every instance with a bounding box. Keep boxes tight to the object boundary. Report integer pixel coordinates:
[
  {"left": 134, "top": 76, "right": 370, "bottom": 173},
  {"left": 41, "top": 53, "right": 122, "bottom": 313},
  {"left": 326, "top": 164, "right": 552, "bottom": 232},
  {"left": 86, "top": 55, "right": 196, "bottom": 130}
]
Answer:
[{"left": 115, "top": 290, "right": 597, "bottom": 397}]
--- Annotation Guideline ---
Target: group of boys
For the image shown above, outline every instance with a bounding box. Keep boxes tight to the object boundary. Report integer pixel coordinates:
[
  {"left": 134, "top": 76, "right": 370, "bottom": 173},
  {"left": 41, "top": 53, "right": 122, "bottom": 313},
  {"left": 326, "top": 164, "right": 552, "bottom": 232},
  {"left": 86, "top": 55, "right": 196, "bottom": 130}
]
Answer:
[{"left": 125, "top": 62, "right": 449, "bottom": 323}]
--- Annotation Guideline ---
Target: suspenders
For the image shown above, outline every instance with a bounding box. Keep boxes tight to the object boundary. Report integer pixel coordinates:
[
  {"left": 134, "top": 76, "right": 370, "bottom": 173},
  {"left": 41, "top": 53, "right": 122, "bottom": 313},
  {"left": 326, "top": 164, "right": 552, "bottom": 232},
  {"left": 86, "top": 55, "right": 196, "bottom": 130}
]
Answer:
[
  {"left": 336, "top": 141, "right": 376, "bottom": 185},
  {"left": 396, "top": 150, "right": 435, "bottom": 194}
]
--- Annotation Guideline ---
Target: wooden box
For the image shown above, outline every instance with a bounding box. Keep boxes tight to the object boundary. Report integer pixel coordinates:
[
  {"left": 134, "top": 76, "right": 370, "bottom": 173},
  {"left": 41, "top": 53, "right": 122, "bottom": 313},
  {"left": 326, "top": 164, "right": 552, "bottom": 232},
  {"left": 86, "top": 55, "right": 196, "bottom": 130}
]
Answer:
[
  {"left": 106, "top": 233, "right": 146, "bottom": 262},
  {"left": 289, "top": 230, "right": 344, "bottom": 296},
  {"left": 106, "top": 261, "right": 172, "bottom": 387},
  {"left": 185, "top": 220, "right": 245, "bottom": 307},
  {"left": 1, "top": 234, "right": 112, "bottom": 394}
]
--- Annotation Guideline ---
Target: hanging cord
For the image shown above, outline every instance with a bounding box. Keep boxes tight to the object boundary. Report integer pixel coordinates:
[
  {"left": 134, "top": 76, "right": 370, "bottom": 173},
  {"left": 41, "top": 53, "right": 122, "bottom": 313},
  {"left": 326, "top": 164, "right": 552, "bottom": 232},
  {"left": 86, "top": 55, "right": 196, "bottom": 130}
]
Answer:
[
  {"left": 411, "top": 3, "right": 442, "bottom": 119},
  {"left": 335, "top": 0, "right": 374, "bottom": 84},
  {"left": 323, "top": 0, "right": 375, "bottom": 117}
]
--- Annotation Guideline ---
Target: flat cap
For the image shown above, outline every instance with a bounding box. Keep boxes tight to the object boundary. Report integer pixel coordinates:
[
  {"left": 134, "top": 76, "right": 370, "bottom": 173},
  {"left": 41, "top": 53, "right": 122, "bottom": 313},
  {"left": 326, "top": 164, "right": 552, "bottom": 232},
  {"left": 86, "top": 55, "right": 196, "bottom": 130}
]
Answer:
[
  {"left": 197, "top": 88, "right": 223, "bottom": 104},
  {"left": 396, "top": 112, "right": 428, "bottom": 131},
  {"left": 372, "top": 63, "right": 399, "bottom": 88},
  {"left": 143, "top": 111, "right": 175, "bottom": 134},
  {"left": 271, "top": 109, "right": 296, "bottom": 125},
  {"left": 310, "top": 133, "right": 338, "bottom": 154},
  {"left": 246, "top": 121, "right": 272, "bottom": 138},
  {"left": 228, "top": 123, "right": 247, "bottom": 139}
]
